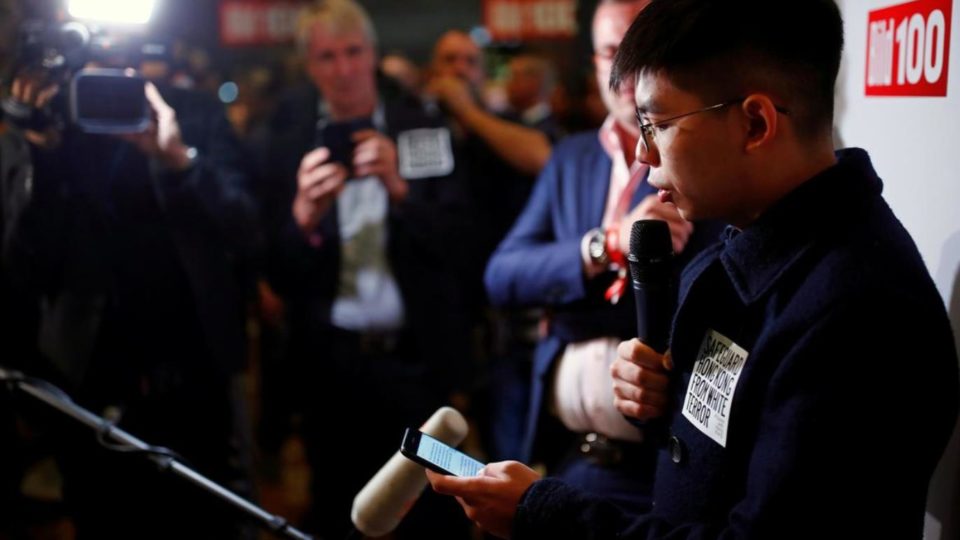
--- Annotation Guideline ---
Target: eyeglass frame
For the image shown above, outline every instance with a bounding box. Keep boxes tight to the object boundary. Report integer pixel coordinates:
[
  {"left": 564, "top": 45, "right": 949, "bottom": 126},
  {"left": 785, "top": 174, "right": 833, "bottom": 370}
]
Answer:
[{"left": 635, "top": 97, "right": 790, "bottom": 154}]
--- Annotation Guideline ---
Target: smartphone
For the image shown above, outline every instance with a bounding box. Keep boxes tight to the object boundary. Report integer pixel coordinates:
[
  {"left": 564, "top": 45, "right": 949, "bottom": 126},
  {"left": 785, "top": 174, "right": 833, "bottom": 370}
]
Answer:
[
  {"left": 316, "top": 117, "right": 375, "bottom": 174},
  {"left": 400, "top": 428, "right": 485, "bottom": 477}
]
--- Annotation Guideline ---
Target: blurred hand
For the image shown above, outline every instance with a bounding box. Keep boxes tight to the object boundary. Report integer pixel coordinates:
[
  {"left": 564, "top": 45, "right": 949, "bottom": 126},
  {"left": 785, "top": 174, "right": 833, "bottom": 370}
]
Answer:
[
  {"left": 618, "top": 194, "right": 693, "bottom": 255},
  {"left": 10, "top": 73, "right": 59, "bottom": 109},
  {"left": 352, "top": 129, "right": 408, "bottom": 202},
  {"left": 9, "top": 73, "right": 61, "bottom": 148},
  {"left": 120, "top": 82, "right": 194, "bottom": 171},
  {"left": 425, "top": 75, "right": 478, "bottom": 116},
  {"left": 611, "top": 338, "right": 672, "bottom": 421},
  {"left": 257, "top": 280, "right": 285, "bottom": 327},
  {"left": 292, "top": 146, "right": 348, "bottom": 234},
  {"left": 426, "top": 461, "right": 540, "bottom": 539}
]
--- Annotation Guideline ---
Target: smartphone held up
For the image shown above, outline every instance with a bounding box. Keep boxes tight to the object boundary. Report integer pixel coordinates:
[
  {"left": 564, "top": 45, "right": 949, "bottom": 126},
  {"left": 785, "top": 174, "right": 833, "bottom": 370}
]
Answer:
[
  {"left": 400, "top": 428, "right": 485, "bottom": 477},
  {"left": 315, "top": 117, "right": 375, "bottom": 177}
]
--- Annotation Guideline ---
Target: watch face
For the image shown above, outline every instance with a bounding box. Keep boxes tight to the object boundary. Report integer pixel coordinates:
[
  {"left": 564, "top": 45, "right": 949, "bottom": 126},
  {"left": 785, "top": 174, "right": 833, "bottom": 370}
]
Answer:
[{"left": 589, "top": 231, "right": 606, "bottom": 261}]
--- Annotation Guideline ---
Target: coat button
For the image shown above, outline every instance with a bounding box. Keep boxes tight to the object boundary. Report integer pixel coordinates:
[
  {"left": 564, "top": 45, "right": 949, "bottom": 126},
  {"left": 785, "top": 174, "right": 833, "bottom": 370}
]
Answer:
[{"left": 669, "top": 435, "right": 685, "bottom": 464}]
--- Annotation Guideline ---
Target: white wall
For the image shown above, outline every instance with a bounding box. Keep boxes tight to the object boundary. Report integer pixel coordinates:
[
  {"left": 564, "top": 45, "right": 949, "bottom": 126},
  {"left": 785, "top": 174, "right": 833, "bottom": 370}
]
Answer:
[{"left": 836, "top": 1, "right": 960, "bottom": 538}]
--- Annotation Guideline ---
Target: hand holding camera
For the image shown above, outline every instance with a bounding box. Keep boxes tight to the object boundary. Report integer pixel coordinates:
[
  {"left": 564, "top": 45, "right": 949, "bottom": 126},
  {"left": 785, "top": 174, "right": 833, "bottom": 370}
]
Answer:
[
  {"left": 119, "top": 81, "right": 193, "bottom": 171},
  {"left": 6, "top": 72, "right": 62, "bottom": 149}
]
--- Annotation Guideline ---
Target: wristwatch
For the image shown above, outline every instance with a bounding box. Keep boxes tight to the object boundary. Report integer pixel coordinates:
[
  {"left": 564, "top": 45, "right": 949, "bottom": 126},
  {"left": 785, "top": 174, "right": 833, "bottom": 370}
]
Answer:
[{"left": 587, "top": 228, "right": 609, "bottom": 266}]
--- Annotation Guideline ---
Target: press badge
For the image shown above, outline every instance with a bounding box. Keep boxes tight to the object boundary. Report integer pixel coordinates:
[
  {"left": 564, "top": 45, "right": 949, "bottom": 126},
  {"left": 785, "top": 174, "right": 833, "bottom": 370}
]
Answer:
[
  {"left": 397, "top": 127, "right": 455, "bottom": 179},
  {"left": 682, "top": 330, "right": 749, "bottom": 448}
]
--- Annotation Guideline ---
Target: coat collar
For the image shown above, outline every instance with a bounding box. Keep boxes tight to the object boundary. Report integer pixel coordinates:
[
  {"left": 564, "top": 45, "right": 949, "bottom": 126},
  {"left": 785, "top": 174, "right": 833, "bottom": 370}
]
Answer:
[{"left": 718, "top": 148, "right": 883, "bottom": 305}]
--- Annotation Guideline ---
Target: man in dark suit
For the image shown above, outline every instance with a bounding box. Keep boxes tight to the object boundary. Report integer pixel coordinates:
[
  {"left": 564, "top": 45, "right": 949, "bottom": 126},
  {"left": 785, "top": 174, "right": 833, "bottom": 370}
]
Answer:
[
  {"left": 260, "top": 1, "right": 470, "bottom": 538},
  {"left": 482, "top": 0, "right": 720, "bottom": 513}
]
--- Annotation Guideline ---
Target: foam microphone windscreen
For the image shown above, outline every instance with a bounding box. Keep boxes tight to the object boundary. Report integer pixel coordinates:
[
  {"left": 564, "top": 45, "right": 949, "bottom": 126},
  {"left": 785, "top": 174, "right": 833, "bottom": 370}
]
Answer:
[{"left": 350, "top": 406, "right": 469, "bottom": 537}]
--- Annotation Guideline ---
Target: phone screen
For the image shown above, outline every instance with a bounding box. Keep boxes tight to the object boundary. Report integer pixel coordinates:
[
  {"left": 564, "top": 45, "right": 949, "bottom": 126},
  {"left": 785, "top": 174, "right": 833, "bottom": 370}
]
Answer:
[{"left": 403, "top": 429, "right": 485, "bottom": 477}]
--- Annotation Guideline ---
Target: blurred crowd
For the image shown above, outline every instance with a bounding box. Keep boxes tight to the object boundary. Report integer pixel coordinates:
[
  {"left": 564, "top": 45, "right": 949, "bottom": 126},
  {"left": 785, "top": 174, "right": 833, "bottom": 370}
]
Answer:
[{"left": 0, "top": 0, "right": 703, "bottom": 538}]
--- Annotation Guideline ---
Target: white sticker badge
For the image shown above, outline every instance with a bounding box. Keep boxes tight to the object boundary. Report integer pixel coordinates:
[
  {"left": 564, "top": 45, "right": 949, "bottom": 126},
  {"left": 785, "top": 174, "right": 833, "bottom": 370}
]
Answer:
[
  {"left": 682, "top": 330, "right": 749, "bottom": 448},
  {"left": 397, "top": 127, "right": 455, "bottom": 179}
]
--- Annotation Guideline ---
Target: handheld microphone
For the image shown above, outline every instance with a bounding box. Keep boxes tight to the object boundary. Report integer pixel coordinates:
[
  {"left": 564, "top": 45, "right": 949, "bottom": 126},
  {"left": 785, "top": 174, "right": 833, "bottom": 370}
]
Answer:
[
  {"left": 628, "top": 219, "right": 676, "bottom": 354},
  {"left": 625, "top": 220, "right": 676, "bottom": 436},
  {"left": 350, "top": 406, "right": 469, "bottom": 538}
]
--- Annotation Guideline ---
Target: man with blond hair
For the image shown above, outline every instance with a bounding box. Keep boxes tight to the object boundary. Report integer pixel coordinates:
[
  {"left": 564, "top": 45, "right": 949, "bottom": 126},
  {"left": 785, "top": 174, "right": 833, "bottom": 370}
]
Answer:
[{"left": 261, "top": 1, "right": 470, "bottom": 537}]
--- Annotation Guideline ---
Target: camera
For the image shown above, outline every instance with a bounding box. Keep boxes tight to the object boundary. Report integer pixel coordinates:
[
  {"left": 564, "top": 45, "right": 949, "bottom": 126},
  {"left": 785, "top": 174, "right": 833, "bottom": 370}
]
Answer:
[
  {"left": 15, "top": 18, "right": 93, "bottom": 77},
  {"left": 2, "top": 15, "right": 150, "bottom": 134}
]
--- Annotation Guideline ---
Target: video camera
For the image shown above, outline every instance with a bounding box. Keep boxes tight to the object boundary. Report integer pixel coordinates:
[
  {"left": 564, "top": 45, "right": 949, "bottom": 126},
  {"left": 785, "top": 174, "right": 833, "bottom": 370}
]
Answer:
[{"left": 1, "top": 1, "right": 158, "bottom": 134}]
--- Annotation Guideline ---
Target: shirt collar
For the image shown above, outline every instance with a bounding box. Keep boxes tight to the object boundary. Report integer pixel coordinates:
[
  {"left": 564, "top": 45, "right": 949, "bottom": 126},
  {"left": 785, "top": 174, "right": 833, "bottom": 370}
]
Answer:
[{"left": 719, "top": 148, "right": 883, "bottom": 305}]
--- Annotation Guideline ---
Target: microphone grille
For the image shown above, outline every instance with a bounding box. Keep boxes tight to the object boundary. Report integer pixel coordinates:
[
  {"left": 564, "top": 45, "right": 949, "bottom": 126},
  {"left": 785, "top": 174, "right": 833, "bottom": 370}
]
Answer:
[
  {"left": 629, "top": 219, "right": 672, "bottom": 260},
  {"left": 628, "top": 219, "right": 673, "bottom": 284}
]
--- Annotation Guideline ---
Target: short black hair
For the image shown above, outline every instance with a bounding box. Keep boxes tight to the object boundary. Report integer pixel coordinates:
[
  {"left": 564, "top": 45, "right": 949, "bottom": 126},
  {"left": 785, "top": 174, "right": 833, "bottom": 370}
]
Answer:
[{"left": 611, "top": 0, "right": 844, "bottom": 139}]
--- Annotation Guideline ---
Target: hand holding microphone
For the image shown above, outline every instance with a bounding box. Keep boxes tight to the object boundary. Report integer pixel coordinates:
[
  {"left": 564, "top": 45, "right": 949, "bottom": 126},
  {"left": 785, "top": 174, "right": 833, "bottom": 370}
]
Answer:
[
  {"left": 612, "top": 338, "right": 672, "bottom": 421},
  {"left": 613, "top": 219, "right": 676, "bottom": 423}
]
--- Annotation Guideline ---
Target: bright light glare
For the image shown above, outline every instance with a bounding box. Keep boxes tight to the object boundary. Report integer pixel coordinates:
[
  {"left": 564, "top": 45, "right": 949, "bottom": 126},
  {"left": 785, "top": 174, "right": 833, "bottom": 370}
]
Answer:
[{"left": 68, "top": 0, "right": 157, "bottom": 25}]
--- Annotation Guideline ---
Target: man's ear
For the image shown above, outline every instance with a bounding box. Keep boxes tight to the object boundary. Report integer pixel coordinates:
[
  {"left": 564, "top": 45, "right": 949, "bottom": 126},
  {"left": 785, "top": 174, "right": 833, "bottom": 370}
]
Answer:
[{"left": 741, "top": 94, "right": 779, "bottom": 152}]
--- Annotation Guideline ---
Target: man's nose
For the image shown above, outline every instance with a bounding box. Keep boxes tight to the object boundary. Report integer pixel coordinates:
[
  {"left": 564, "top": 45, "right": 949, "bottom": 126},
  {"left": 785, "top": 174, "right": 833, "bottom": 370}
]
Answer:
[{"left": 635, "top": 135, "right": 658, "bottom": 167}]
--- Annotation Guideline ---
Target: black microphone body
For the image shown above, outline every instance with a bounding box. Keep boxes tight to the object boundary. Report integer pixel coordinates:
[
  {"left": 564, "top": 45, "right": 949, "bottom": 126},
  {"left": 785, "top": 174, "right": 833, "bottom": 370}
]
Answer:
[
  {"left": 628, "top": 219, "right": 676, "bottom": 354},
  {"left": 625, "top": 220, "right": 676, "bottom": 435}
]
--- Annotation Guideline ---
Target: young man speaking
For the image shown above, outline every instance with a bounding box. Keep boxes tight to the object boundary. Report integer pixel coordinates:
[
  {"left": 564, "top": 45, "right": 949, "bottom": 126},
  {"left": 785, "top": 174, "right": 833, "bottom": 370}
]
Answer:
[{"left": 427, "top": 1, "right": 960, "bottom": 538}]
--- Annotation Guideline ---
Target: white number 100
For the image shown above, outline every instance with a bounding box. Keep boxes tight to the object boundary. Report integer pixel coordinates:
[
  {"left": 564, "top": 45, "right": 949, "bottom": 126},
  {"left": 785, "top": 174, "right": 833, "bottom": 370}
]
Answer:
[{"left": 895, "top": 10, "right": 946, "bottom": 85}]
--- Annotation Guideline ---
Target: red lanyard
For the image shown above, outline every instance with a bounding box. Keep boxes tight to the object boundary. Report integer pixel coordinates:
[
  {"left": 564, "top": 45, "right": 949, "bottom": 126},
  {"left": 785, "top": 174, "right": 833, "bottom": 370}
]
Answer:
[{"left": 604, "top": 164, "right": 646, "bottom": 304}]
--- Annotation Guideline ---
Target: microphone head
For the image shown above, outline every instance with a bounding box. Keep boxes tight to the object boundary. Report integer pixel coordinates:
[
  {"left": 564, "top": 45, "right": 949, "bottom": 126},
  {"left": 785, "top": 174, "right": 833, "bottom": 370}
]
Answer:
[
  {"left": 628, "top": 219, "right": 673, "bottom": 284},
  {"left": 350, "top": 407, "right": 468, "bottom": 537}
]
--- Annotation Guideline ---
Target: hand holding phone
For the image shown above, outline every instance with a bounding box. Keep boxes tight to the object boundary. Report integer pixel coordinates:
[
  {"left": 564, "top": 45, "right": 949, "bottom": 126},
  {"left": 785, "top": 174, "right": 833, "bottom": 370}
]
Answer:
[
  {"left": 400, "top": 428, "right": 485, "bottom": 477},
  {"left": 316, "top": 117, "right": 375, "bottom": 175}
]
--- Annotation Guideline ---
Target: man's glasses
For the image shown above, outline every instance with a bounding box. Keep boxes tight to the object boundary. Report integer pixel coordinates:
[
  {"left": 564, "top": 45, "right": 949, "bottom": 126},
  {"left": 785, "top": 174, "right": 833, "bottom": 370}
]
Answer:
[{"left": 636, "top": 97, "right": 790, "bottom": 154}]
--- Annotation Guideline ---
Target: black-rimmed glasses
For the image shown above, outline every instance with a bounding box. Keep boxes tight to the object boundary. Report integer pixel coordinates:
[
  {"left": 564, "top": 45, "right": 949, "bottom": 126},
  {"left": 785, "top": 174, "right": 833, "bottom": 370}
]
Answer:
[{"left": 636, "top": 97, "right": 790, "bottom": 154}]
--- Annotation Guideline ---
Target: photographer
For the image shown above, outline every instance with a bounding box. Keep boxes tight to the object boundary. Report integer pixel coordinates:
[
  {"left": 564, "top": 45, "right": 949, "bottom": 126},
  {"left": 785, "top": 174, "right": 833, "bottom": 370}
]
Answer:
[
  {"left": 1, "top": 1, "right": 46, "bottom": 533},
  {"left": 0, "top": 32, "right": 260, "bottom": 539}
]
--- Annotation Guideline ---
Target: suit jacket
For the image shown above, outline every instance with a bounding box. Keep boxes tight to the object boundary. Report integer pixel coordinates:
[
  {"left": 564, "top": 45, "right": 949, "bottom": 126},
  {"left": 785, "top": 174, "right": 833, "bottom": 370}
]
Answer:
[
  {"left": 262, "top": 82, "right": 471, "bottom": 396},
  {"left": 484, "top": 131, "right": 720, "bottom": 464}
]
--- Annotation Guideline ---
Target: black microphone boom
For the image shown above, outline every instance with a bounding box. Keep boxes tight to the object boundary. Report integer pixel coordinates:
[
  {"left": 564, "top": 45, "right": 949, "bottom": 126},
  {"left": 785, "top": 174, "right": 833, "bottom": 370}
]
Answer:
[
  {"left": 0, "top": 367, "right": 314, "bottom": 540},
  {"left": 627, "top": 219, "right": 675, "bottom": 354}
]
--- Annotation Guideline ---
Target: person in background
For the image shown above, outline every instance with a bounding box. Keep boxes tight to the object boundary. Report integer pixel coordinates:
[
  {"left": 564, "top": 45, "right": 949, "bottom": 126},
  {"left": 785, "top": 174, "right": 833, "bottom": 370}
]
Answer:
[
  {"left": 380, "top": 51, "right": 422, "bottom": 96},
  {"left": 1, "top": 40, "right": 259, "bottom": 540},
  {"left": 504, "top": 52, "right": 562, "bottom": 140},
  {"left": 481, "top": 0, "right": 721, "bottom": 513},
  {"left": 427, "top": 30, "right": 575, "bottom": 463},
  {"left": 427, "top": 1, "right": 959, "bottom": 538},
  {"left": 260, "top": 1, "right": 471, "bottom": 537},
  {"left": 427, "top": 29, "right": 554, "bottom": 177}
]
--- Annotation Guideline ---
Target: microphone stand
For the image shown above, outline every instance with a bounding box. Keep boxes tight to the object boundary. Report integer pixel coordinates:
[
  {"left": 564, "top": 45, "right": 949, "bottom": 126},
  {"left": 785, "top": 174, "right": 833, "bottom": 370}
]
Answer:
[{"left": 0, "top": 366, "right": 315, "bottom": 540}]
